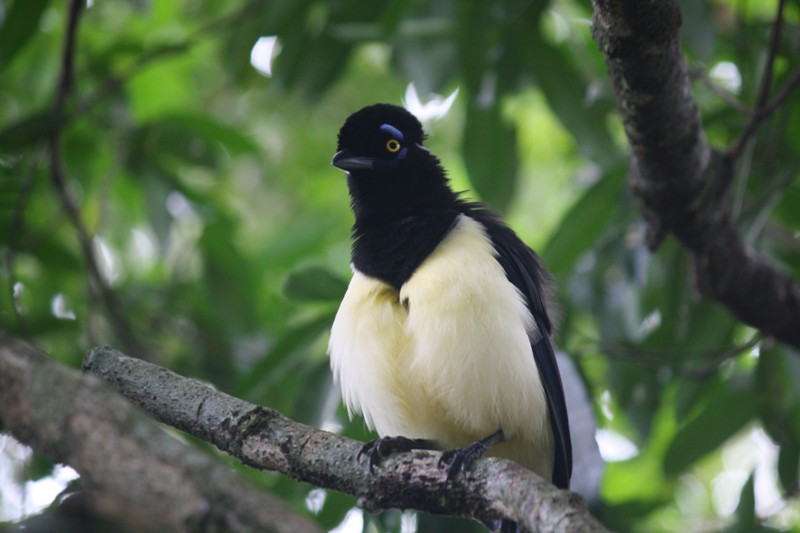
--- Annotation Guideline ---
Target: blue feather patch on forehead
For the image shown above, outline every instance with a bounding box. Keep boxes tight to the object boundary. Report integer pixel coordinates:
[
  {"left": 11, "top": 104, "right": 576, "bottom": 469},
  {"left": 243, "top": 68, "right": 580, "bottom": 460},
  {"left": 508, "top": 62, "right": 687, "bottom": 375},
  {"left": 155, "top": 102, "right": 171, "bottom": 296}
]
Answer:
[{"left": 380, "top": 123, "right": 405, "bottom": 141}]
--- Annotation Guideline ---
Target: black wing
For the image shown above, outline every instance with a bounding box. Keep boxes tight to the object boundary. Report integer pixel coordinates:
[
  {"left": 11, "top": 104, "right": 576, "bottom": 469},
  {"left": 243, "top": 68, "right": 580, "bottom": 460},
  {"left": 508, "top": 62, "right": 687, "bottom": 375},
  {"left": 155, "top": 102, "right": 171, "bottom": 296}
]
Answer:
[{"left": 467, "top": 208, "right": 573, "bottom": 489}]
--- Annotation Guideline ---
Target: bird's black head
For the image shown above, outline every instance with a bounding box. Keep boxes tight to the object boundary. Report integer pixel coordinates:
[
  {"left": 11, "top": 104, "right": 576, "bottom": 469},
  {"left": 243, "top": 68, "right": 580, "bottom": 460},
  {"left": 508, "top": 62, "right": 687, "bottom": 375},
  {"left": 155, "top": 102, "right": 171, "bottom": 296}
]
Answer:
[
  {"left": 333, "top": 104, "right": 457, "bottom": 219},
  {"left": 333, "top": 103, "right": 426, "bottom": 172}
]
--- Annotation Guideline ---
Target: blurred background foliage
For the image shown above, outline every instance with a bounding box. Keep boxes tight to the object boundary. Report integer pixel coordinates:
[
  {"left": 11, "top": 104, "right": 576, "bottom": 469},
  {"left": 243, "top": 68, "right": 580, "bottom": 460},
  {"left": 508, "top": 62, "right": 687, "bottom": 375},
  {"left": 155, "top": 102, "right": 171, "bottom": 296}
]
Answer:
[{"left": 1, "top": 0, "right": 800, "bottom": 531}]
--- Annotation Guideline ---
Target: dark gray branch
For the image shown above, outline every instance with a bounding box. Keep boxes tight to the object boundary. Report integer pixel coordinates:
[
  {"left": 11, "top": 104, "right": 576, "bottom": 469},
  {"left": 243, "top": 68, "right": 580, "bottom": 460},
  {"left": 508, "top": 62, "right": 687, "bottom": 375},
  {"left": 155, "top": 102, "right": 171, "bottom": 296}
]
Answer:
[
  {"left": 590, "top": 0, "right": 800, "bottom": 349},
  {"left": 0, "top": 333, "right": 322, "bottom": 533},
  {"left": 82, "top": 345, "right": 611, "bottom": 533}
]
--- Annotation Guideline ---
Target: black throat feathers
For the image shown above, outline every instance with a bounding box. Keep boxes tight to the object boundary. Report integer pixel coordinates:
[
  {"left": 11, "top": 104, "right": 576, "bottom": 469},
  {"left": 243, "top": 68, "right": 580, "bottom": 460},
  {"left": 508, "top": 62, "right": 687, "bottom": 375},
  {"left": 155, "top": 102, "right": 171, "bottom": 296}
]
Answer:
[{"left": 350, "top": 209, "right": 460, "bottom": 291}]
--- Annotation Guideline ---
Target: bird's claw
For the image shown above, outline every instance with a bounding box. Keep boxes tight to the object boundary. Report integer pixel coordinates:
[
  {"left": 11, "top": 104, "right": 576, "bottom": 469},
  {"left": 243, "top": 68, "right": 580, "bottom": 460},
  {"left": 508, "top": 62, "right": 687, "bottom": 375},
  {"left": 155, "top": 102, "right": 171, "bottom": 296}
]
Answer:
[
  {"left": 438, "top": 445, "right": 481, "bottom": 484},
  {"left": 358, "top": 436, "right": 428, "bottom": 472},
  {"left": 357, "top": 439, "right": 389, "bottom": 472},
  {"left": 438, "top": 429, "right": 506, "bottom": 484}
]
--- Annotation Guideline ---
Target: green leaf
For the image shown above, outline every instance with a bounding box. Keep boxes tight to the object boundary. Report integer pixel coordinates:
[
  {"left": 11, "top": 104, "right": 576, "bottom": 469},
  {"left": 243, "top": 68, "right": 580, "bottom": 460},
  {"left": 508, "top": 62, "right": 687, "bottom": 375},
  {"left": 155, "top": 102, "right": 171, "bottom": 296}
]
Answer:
[
  {"left": 315, "top": 490, "right": 356, "bottom": 530},
  {"left": 542, "top": 165, "right": 626, "bottom": 276},
  {"left": 272, "top": 5, "right": 359, "bottom": 98},
  {"left": 236, "top": 314, "right": 334, "bottom": 397},
  {"left": 127, "top": 58, "right": 194, "bottom": 122},
  {"left": 756, "top": 344, "right": 791, "bottom": 439},
  {"left": 522, "top": 32, "right": 621, "bottom": 169},
  {"left": 778, "top": 438, "right": 800, "bottom": 496},
  {"left": 755, "top": 344, "right": 800, "bottom": 494},
  {"left": 462, "top": 100, "right": 519, "bottom": 212},
  {"left": 132, "top": 112, "right": 259, "bottom": 171},
  {"left": 723, "top": 472, "right": 775, "bottom": 532},
  {"left": 496, "top": 0, "right": 549, "bottom": 93},
  {"left": 664, "top": 379, "right": 756, "bottom": 476},
  {"left": 733, "top": 473, "right": 756, "bottom": 532},
  {"left": 769, "top": 175, "right": 800, "bottom": 234},
  {"left": 676, "top": 0, "right": 717, "bottom": 59},
  {"left": 456, "top": 3, "right": 492, "bottom": 93},
  {"left": 0, "top": 0, "right": 51, "bottom": 72},
  {"left": 199, "top": 216, "right": 261, "bottom": 332},
  {"left": 0, "top": 109, "right": 68, "bottom": 150},
  {"left": 160, "top": 113, "right": 261, "bottom": 157},
  {"left": 283, "top": 265, "right": 348, "bottom": 302},
  {"left": 18, "top": 452, "right": 56, "bottom": 482},
  {"left": 292, "top": 359, "right": 335, "bottom": 426},
  {"left": 393, "top": 38, "right": 458, "bottom": 95}
]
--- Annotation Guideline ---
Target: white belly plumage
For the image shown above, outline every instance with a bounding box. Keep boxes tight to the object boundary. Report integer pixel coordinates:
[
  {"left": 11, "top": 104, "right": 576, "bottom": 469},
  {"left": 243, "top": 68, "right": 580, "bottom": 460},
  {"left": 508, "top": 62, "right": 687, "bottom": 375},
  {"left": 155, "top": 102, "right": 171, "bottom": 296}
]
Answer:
[{"left": 328, "top": 214, "right": 554, "bottom": 479}]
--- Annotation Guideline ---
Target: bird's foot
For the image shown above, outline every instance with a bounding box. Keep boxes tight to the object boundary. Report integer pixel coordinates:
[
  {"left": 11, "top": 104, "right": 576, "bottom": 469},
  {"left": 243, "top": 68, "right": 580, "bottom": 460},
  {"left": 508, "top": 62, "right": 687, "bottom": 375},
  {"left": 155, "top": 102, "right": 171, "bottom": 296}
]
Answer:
[
  {"left": 481, "top": 518, "right": 521, "bottom": 533},
  {"left": 358, "top": 436, "right": 439, "bottom": 472},
  {"left": 438, "top": 429, "right": 506, "bottom": 483}
]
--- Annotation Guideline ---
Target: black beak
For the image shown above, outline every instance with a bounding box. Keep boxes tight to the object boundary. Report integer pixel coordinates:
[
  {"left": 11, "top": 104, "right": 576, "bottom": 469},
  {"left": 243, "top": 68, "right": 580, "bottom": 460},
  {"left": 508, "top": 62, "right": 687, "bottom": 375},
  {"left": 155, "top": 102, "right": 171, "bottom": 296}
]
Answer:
[{"left": 332, "top": 150, "right": 376, "bottom": 171}]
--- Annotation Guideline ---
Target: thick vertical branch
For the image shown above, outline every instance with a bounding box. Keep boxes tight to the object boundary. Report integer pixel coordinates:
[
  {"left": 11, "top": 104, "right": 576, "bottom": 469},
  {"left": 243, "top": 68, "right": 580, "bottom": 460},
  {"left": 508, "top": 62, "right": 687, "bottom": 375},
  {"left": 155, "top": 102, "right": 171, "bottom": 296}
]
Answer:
[{"left": 590, "top": 0, "right": 800, "bottom": 349}]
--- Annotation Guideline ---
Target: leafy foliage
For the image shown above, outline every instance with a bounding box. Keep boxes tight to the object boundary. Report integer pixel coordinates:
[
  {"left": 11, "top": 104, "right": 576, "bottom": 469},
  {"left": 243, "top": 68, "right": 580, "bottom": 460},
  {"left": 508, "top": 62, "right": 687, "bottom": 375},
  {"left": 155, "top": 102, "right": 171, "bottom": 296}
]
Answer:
[{"left": 1, "top": 0, "right": 800, "bottom": 531}]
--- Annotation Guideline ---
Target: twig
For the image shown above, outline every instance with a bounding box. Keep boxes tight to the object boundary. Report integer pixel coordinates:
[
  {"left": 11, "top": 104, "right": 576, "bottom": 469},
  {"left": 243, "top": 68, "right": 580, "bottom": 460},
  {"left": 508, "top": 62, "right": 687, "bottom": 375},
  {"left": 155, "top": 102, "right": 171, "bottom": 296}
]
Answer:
[
  {"left": 728, "top": 69, "right": 800, "bottom": 160},
  {"left": 728, "top": 0, "right": 792, "bottom": 159},
  {"left": 47, "top": 0, "right": 150, "bottom": 358},
  {"left": 577, "top": 333, "right": 763, "bottom": 380},
  {"left": 754, "top": 0, "right": 786, "bottom": 111},
  {"left": 688, "top": 64, "right": 752, "bottom": 114},
  {"left": 53, "top": 0, "right": 82, "bottom": 113},
  {"left": 681, "top": 333, "right": 763, "bottom": 380},
  {"left": 759, "top": 68, "right": 800, "bottom": 123},
  {"left": 37, "top": 1, "right": 267, "bottom": 359}
]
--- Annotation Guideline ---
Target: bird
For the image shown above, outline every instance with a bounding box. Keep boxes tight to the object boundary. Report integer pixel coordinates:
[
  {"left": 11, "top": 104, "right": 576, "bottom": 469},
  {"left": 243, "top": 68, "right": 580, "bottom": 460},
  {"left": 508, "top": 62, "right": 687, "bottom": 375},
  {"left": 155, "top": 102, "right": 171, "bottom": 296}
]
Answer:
[{"left": 327, "top": 104, "right": 572, "bottom": 504}]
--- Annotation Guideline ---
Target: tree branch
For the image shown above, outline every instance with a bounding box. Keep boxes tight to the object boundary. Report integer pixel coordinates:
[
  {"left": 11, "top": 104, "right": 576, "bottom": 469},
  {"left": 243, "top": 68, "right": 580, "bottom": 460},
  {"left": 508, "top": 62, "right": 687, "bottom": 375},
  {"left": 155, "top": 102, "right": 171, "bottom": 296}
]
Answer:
[
  {"left": 729, "top": 66, "right": 800, "bottom": 159},
  {"left": 590, "top": 0, "right": 800, "bottom": 349},
  {"left": 728, "top": 0, "right": 791, "bottom": 159},
  {"left": 687, "top": 64, "right": 752, "bottom": 114},
  {"left": 46, "top": 0, "right": 152, "bottom": 359},
  {"left": 754, "top": 0, "right": 786, "bottom": 110},
  {"left": 81, "top": 345, "right": 610, "bottom": 533},
  {"left": 0, "top": 332, "right": 321, "bottom": 532}
]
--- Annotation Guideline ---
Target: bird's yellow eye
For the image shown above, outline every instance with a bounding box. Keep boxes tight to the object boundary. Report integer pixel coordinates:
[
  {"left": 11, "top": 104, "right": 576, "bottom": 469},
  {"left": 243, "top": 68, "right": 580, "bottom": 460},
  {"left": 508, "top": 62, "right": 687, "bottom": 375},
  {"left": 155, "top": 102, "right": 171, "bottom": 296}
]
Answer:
[{"left": 386, "top": 139, "right": 401, "bottom": 153}]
